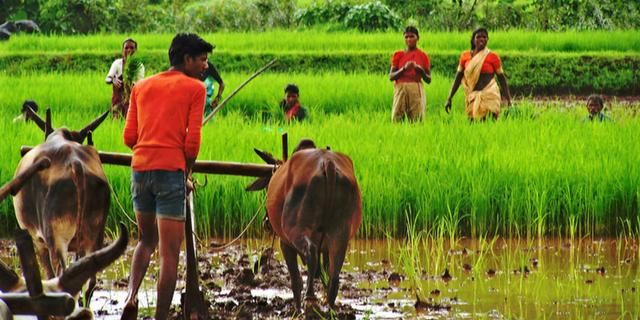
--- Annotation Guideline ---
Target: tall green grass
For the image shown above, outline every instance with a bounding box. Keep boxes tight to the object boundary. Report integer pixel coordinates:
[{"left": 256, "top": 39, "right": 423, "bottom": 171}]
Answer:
[
  {"left": 0, "top": 72, "right": 638, "bottom": 238},
  {"left": 2, "top": 30, "right": 639, "bottom": 55},
  {"left": 0, "top": 71, "right": 464, "bottom": 117}
]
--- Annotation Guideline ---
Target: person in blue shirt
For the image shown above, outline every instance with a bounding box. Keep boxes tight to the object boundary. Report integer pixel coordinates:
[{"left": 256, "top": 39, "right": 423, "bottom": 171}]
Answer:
[{"left": 200, "top": 61, "right": 225, "bottom": 117}]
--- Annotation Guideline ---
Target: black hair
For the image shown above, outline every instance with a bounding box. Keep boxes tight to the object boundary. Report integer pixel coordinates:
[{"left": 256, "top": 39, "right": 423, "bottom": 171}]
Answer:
[
  {"left": 587, "top": 95, "right": 604, "bottom": 108},
  {"left": 201, "top": 61, "right": 216, "bottom": 79},
  {"left": 122, "top": 38, "right": 137, "bottom": 49},
  {"left": 22, "top": 100, "right": 38, "bottom": 113},
  {"left": 284, "top": 83, "right": 299, "bottom": 95},
  {"left": 470, "top": 27, "right": 489, "bottom": 50},
  {"left": 404, "top": 26, "right": 419, "bottom": 38},
  {"left": 168, "top": 33, "right": 214, "bottom": 67}
]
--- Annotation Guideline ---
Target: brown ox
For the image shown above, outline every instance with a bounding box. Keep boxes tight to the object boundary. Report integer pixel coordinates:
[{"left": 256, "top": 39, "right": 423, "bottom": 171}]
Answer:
[
  {"left": 0, "top": 223, "right": 128, "bottom": 320},
  {"left": 12, "top": 103, "right": 110, "bottom": 304},
  {"left": 248, "top": 139, "right": 362, "bottom": 309}
]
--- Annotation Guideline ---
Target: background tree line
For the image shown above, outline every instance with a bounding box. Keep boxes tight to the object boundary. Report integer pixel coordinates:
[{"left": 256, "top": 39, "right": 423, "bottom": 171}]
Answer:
[{"left": 1, "top": 0, "right": 639, "bottom": 34}]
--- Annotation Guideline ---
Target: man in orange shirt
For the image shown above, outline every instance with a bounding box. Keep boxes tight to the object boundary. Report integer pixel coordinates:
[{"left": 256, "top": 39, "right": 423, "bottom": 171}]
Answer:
[
  {"left": 121, "top": 33, "right": 212, "bottom": 320},
  {"left": 389, "top": 26, "right": 431, "bottom": 122}
]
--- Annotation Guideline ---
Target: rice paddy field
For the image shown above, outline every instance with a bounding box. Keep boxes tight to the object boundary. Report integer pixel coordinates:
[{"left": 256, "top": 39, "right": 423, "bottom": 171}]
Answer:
[{"left": 1, "top": 31, "right": 639, "bottom": 319}]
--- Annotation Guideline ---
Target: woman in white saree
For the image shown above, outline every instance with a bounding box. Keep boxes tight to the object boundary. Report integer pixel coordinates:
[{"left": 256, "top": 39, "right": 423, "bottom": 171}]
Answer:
[{"left": 445, "top": 28, "right": 511, "bottom": 120}]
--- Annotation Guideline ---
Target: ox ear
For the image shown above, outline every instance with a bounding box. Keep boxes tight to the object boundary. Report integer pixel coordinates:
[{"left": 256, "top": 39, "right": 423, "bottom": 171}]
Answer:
[
  {"left": 254, "top": 148, "right": 279, "bottom": 165},
  {"left": 57, "top": 223, "right": 128, "bottom": 296},
  {"left": 44, "top": 108, "right": 53, "bottom": 139},
  {"left": 78, "top": 110, "right": 110, "bottom": 143},
  {"left": 293, "top": 139, "right": 316, "bottom": 153},
  {"left": 246, "top": 177, "right": 271, "bottom": 192},
  {"left": 23, "top": 101, "right": 46, "bottom": 131}
]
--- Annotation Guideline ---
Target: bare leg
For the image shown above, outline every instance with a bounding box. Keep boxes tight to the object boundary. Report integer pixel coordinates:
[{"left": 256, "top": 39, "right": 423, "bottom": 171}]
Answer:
[
  {"left": 154, "top": 218, "right": 184, "bottom": 320},
  {"left": 121, "top": 212, "right": 157, "bottom": 320}
]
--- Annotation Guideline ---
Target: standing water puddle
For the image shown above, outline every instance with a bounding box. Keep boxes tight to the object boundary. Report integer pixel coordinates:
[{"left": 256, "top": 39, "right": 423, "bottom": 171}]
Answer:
[{"left": 2, "top": 237, "right": 639, "bottom": 319}]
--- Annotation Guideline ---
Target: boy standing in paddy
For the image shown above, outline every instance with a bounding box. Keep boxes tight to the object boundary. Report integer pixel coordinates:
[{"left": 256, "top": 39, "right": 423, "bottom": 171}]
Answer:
[
  {"left": 280, "top": 83, "right": 308, "bottom": 122},
  {"left": 121, "top": 33, "right": 212, "bottom": 320},
  {"left": 389, "top": 26, "right": 431, "bottom": 122}
]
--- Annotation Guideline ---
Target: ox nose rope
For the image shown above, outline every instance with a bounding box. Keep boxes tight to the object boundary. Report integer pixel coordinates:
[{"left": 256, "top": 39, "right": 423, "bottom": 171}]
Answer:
[
  {"left": 209, "top": 195, "right": 266, "bottom": 251},
  {"left": 108, "top": 175, "right": 268, "bottom": 249}
]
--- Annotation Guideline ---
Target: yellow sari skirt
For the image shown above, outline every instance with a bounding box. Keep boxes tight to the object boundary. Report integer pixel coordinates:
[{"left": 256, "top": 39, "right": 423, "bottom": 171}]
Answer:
[{"left": 464, "top": 79, "right": 501, "bottom": 120}]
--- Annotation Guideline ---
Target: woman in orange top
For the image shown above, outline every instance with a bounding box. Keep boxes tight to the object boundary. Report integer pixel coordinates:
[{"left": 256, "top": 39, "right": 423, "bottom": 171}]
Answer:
[
  {"left": 445, "top": 28, "right": 511, "bottom": 120},
  {"left": 389, "top": 26, "right": 431, "bottom": 122}
]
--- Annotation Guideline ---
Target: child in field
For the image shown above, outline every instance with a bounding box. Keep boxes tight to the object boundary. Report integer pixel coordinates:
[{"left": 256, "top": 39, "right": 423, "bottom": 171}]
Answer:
[
  {"left": 280, "top": 84, "right": 307, "bottom": 122},
  {"left": 201, "top": 61, "right": 225, "bottom": 118},
  {"left": 583, "top": 95, "right": 611, "bottom": 122}
]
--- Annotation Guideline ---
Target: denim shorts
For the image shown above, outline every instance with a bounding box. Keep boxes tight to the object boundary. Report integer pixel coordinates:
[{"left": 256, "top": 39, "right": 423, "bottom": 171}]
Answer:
[{"left": 131, "top": 170, "right": 186, "bottom": 221}]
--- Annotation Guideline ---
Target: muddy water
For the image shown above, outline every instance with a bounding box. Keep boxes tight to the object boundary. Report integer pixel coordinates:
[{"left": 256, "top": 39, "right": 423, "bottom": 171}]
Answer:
[{"left": 2, "top": 237, "right": 639, "bottom": 319}]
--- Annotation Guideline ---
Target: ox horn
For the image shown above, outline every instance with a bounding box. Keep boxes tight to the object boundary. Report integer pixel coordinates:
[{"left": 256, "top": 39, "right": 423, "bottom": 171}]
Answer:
[
  {"left": 57, "top": 223, "right": 128, "bottom": 296},
  {"left": 0, "top": 260, "right": 20, "bottom": 293},
  {"left": 44, "top": 108, "right": 53, "bottom": 139},
  {"left": 22, "top": 101, "right": 46, "bottom": 131},
  {"left": 253, "top": 148, "right": 279, "bottom": 165},
  {"left": 86, "top": 131, "right": 94, "bottom": 146},
  {"left": 246, "top": 148, "right": 279, "bottom": 191},
  {"left": 78, "top": 110, "right": 110, "bottom": 144}
]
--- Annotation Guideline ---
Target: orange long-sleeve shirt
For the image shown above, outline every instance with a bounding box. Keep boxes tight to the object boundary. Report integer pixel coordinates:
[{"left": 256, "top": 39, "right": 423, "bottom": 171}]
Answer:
[{"left": 123, "top": 70, "right": 205, "bottom": 171}]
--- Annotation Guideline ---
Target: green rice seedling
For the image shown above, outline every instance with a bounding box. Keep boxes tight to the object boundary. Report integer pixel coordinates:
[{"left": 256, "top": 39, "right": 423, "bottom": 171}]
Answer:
[
  {"left": 3, "top": 30, "right": 639, "bottom": 55},
  {"left": 1, "top": 71, "right": 639, "bottom": 239}
]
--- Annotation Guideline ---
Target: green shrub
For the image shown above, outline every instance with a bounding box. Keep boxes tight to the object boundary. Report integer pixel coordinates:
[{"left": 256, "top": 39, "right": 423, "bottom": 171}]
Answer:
[
  {"left": 2, "top": 51, "right": 638, "bottom": 95},
  {"left": 176, "top": 0, "right": 296, "bottom": 32},
  {"left": 344, "top": 1, "right": 401, "bottom": 32},
  {"left": 39, "top": 0, "right": 115, "bottom": 34},
  {"left": 295, "top": 0, "right": 352, "bottom": 26}
]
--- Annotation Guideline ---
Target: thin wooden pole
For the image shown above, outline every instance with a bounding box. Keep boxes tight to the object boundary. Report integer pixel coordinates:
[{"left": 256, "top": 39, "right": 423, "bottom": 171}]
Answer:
[{"left": 202, "top": 59, "right": 278, "bottom": 125}]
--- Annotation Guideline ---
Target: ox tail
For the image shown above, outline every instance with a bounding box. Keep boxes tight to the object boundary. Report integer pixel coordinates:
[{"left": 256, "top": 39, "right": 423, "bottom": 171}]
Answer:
[
  {"left": 322, "top": 159, "right": 337, "bottom": 215},
  {"left": 70, "top": 161, "right": 87, "bottom": 259},
  {"left": 319, "top": 159, "right": 336, "bottom": 277}
]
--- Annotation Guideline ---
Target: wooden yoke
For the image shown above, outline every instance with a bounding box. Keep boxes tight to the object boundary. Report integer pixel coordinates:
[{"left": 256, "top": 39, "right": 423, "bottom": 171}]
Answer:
[{"left": 20, "top": 147, "right": 275, "bottom": 177}]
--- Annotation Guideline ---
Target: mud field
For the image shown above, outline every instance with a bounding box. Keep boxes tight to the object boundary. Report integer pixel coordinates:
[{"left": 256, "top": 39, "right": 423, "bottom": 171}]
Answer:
[{"left": 7, "top": 235, "right": 627, "bottom": 320}]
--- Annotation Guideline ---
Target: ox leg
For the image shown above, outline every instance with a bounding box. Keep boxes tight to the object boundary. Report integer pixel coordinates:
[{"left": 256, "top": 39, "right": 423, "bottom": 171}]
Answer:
[
  {"left": 50, "top": 246, "right": 67, "bottom": 276},
  {"left": 36, "top": 240, "right": 56, "bottom": 279},
  {"left": 326, "top": 233, "right": 349, "bottom": 308},
  {"left": 82, "top": 231, "right": 104, "bottom": 307},
  {"left": 302, "top": 239, "right": 319, "bottom": 303},
  {"left": 281, "top": 239, "right": 303, "bottom": 309}
]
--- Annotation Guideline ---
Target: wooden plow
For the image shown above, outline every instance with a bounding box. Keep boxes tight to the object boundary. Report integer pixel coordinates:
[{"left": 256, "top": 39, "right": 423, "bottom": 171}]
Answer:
[
  {"left": 18, "top": 133, "right": 287, "bottom": 320},
  {"left": 7, "top": 59, "right": 282, "bottom": 320}
]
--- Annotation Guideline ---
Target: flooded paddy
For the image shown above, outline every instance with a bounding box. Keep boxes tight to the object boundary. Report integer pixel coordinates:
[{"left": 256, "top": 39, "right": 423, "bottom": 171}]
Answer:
[{"left": 19, "top": 235, "right": 627, "bottom": 319}]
